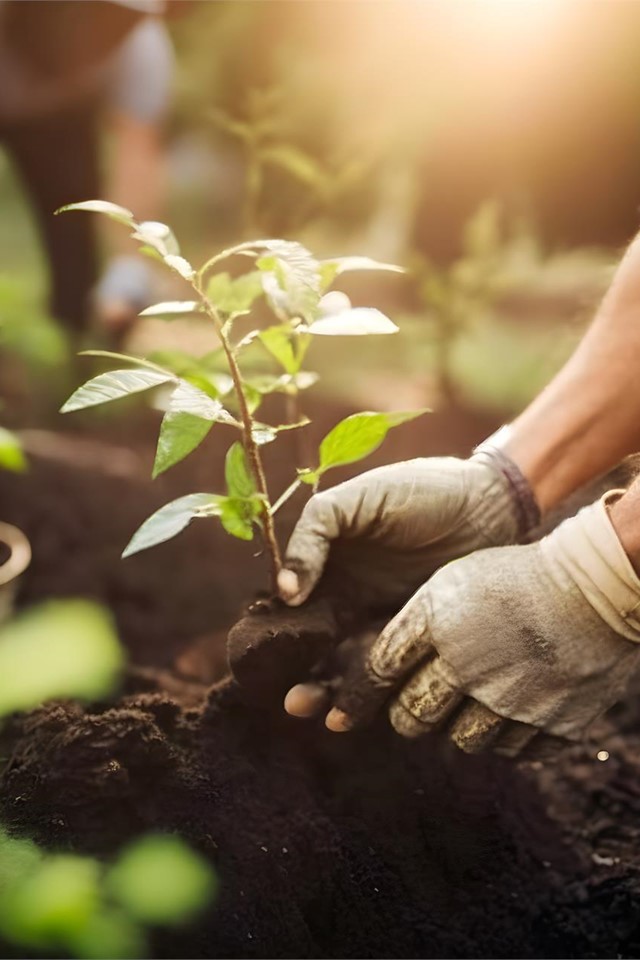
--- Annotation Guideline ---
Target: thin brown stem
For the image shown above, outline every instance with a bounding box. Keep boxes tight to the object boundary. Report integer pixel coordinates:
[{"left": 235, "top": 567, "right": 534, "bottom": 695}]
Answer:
[{"left": 193, "top": 279, "right": 282, "bottom": 590}]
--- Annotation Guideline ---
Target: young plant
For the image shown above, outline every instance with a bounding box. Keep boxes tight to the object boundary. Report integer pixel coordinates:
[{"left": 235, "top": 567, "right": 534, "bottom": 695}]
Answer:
[
  {"left": 212, "top": 88, "right": 362, "bottom": 236},
  {"left": 58, "top": 201, "right": 426, "bottom": 591}
]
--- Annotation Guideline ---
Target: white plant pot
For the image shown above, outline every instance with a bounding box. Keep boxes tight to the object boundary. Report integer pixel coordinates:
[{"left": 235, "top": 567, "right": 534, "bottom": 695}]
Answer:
[{"left": 0, "top": 522, "right": 31, "bottom": 625}]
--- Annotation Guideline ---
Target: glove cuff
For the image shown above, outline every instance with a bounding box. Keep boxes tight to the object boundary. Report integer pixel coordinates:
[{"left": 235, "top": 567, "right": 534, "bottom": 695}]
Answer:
[
  {"left": 472, "top": 426, "right": 541, "bottom": 539},
  {"left": 545, "top": 491, "right": 640, "bottom": 643}
]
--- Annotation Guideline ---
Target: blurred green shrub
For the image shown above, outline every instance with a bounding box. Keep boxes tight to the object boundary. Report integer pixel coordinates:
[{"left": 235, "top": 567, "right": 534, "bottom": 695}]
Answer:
[
  {"left": 0, "top": 600, "right": 124, "bottom": 717},
  {"left": 0, "top": 598, "right": 216, "bottom": 959},
  {"left": 0, "top": 830, "right": 217, "bottom": 960},
  {"left": 0, "top": 275, "right": 69, "bottom": 372}
]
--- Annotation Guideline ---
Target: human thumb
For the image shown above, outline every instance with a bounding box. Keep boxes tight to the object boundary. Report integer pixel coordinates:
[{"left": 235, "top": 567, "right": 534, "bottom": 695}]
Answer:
[{"left": 278, "top": 493, "right": 338, "bottom": 605}]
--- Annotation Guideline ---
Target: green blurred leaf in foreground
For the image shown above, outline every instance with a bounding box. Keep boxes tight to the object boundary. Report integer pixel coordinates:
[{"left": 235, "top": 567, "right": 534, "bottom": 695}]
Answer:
[
  {"left": 0, "top": 426, "right": 26, "bottom": 472},
  {"left": 0, "top": 827, "right": 217, "bottom": 959},
  {"left": 107, "top": 834, "right": 217, "bottom": 926},
  {"left": 0, "top": 600, "right": 124, "bottom": 716},
  {"left": 0, "top": 854, "right": 102, "bottom": 951}
]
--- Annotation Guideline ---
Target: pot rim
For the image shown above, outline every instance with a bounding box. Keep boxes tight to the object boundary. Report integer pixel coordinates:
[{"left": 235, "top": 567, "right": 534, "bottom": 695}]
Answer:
[{"left": 0, "top": 522, "right": 31, "bottom": 586}]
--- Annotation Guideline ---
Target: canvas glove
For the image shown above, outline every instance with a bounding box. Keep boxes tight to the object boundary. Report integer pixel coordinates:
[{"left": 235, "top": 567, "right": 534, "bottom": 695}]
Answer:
[
  {"left": 278, "top": 434, "right": 540, "bottom": 612},
  {"left": 327, "top": 492, "right": 640, "bottom": 755}
]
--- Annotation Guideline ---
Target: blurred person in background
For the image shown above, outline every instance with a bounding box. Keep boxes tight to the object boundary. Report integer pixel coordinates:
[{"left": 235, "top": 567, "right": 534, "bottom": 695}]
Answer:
[{"left": 0, "top": 0, "right": 175, "bottom": 346}]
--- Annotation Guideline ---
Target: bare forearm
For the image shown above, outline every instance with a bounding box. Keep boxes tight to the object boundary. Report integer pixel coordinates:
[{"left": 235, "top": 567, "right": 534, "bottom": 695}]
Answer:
[
  {"left": 503, "top": 233, "right": 640, "bottom": 513},
  {"left": 105, "top": 114, "right": 166, "bottom": 252}
]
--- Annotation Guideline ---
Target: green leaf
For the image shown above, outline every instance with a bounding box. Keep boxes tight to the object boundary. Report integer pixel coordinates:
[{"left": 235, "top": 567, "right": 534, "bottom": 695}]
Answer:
[
  {"left": 165, "top": 380, "right": 232, "bottom": 421},
  {"left": 252, "top": 418, "right": 310, "bottom": 445},
  {"left": 0, "top": 854, "right": 102, "bottom": 951},
  {"left": 122, "top": 493, "right": 226, "bottom": 558},
  {"left": 321, "top": 256, "right": 404, "bottom": 277},
  {"left": 107, "top": 835, "right": 216, "bottom": 927},
  {"left": 209, "top": 108, "right": 252, "bottom": 142},
  {"left": 153, "top": 415, "right": 213, "bottom": 479},
  {"left": 145, "top": 351, "right": 232, "bottom": 400},
  {"left": 258, "top": 324, "right": 312, "bottom": 374},
  {"left": 308, "top": 308, "right": 399, "bottom": 336},
  {"left": 55, "top": 200, "right": 135, "bottom": 226},
  {"left": 297, "top": 468, "right": 317, "bottom": 486},
  {"left": 0, "top": 426, "right": 26, "bottom": 472},
  {"left": 0, "top": 600, "right": 124, "bottom": 716},
  {"left": 68, "top": 908, "right": 146, "bottom": 960},
  {"left": 259, "top": 144, "right": 327, "bottom": 192},
  {"left": 252, "top": 424, "right": 277, "bottom": 445},
  {"left": 131, "top": 220, "right": 180, "bottom": 257},
  {"left": 61, "top": 369, "right": 175, "bottom": 413},
  {"left": 153, "top": 382, "right": 232, "bottom": 477},
  {"left": 79, "top": 349, "right": 173, "bottom": 375},
  {"left": 310, "top": 410, "right": 428, "bottom": 480},
  {"left": 219, "top": 498, "right": 255, "bottom": 540},
  {"left": 138, "top": 244, "right": 165, "bottom": 263},
  {"left": 319, "top": 256, "right": 404, "bottom": 291},
  {"left": 225, "top": 442, "right": 256, "bottom": 499},
  {"left": 207, "top": 271, "right": 264, "bottom": 316},
  {"left": 244, "top": 372, "right": 318, "bottom": 396},
  {"left": 139, "top": 301, "right": 201, "bottom": 318},
  {"left": 0, "top": 829, "right": 43, "bottom": 896},
  {"left": 256, "top": 240, "right": 321, "bottom": 321},
  {"left": 164, "top": 254, "right": 195, "bottom": 280},
  {"left": 257, "top": 324, "right": 297, "bottom": 373}
]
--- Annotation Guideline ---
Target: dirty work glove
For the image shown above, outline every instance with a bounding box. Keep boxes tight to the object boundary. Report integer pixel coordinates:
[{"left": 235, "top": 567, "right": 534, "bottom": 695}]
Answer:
[
  {"left": 278, "top": 430, "right": 540, "bottom": 612},
  {"left": 93, "top": 254, "right": 154, "bottom": 342},
  {"left": 327, "top": 492, "right": 640, "bottom": 756}
]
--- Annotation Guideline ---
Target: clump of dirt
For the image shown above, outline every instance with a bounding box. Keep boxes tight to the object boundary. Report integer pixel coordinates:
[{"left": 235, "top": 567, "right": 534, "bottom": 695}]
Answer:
[{"left": 3, "top": 669, "right": 640, "bottom": 959}]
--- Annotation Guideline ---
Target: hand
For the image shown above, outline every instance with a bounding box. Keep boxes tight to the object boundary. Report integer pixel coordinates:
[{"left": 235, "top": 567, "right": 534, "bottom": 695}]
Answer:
[
  {"left": 290, "top": 492, "right": 640, "bottom": 757},
  {"left": 278, "top": 451, "right": 535, "bottom": 614}
]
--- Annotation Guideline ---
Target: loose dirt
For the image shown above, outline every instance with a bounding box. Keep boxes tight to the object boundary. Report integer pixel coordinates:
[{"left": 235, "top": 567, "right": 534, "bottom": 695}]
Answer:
[{"left": 2, "top": 419, "right": 640, "bottom": 958}]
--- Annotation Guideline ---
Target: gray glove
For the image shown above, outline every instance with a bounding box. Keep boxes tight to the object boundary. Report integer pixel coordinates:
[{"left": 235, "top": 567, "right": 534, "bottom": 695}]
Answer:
[
  {"left": 278, "top": 445, "right": 539, "bottom": 612},
  {"left": 329, "top": 492, "right": 640, "bottom": 754}
]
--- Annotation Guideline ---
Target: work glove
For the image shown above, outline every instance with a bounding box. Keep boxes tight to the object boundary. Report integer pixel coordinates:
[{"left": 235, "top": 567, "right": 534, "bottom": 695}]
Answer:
[
  {"left": 321, "top": 492, "right": 640, "bottom": 756},
  {"left": 278, "top": 432, "right": 540, "bottom": 613}
]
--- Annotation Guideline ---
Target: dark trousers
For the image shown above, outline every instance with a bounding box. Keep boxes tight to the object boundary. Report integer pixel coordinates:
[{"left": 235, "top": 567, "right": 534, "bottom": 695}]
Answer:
[{"left": 1, "top": 97, "right": 101, "bottom": 334}]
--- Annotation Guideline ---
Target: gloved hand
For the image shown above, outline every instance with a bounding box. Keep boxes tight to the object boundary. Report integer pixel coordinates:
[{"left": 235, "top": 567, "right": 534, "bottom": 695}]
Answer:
[
  {"left": 319, "top": 492, "right": 640, "bottom": 756},
  {"left": 93, "top": 254, "right": 155, "bottom": 344},
  {"left": 278, "top": 441, "right": 540, "bottom": 613}
]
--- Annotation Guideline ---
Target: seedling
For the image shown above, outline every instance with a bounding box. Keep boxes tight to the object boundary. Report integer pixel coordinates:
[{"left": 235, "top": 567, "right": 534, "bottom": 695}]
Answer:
[
  {"left": 58, "top": 201, "right": 426, "bottom": 591},
  {"left": 211, "top": 89, "right": 363, "bottom": 235}
]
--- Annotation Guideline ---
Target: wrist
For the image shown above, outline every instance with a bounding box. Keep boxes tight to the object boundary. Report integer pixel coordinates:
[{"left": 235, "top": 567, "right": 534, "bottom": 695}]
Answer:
[
  {"left": 546, "top": 492, "right": 640, "bottom": 642},
  {"left": 472, "top": 427, "right": 541, "bottom": 539}
]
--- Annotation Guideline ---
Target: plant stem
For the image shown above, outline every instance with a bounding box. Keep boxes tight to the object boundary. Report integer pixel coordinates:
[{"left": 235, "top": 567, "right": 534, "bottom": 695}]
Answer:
[
  {"left": 193, "top": 279, "right": 282, "bottom": 590},
  {"left": 270, "top": 478, "right": 302, "bottom": 516}
]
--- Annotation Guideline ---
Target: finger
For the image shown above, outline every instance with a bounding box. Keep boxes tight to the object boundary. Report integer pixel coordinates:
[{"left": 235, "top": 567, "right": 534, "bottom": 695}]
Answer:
[
  {"left": 279, "top": 492, "right": 341, "bottom": 606},
  {"left": 368, "top": 584, "right": 436, "bottom": 683},
  {"left": 327, "top": 590, "right": 436, "bottom": 731},
  {"left": 396, "top": 655, "right": 463, "bottom": 726},
  {"left": 448, "top": 701, "right": 506, "bottom": 754},
  {"left": 491, "top": 720, "right": 538, "bottom": 758},
  {"left": 388, "top": 698, "right": 429, "bottom": 738},
  {"left": 284, "top": 682, "right": 330, "bottom": 718}
]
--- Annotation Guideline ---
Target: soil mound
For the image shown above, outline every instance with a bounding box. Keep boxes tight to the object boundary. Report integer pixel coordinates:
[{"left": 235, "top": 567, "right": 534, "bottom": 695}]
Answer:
[{"left": 3, "top": 673, "right": 640, "bottom": 959}]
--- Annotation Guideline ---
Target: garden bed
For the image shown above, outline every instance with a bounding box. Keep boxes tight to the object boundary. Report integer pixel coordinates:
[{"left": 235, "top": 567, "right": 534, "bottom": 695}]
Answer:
[{"left": 3, "top": 408, "right": 640, "bottom": 958}]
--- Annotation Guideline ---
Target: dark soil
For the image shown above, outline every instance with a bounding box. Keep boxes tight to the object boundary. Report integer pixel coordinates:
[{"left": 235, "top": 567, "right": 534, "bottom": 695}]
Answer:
[
  {"left": 3, "top": 411, "right": 640, "bottom": 958},
  {"left": 4, "top": 675, "right": 640, "bottom": 959}
]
